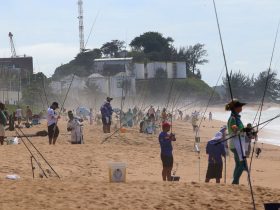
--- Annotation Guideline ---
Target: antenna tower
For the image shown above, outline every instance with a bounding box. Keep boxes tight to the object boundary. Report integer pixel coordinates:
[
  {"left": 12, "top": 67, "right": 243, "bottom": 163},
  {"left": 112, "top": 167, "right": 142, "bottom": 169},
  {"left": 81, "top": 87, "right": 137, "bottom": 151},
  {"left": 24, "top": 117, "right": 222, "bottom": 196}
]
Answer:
[
  {"left": 78, "top": 0, "right": 85, "bottom": 53},
  {"left": 8, "top": 32, "right": 17, "bottom": 57}
]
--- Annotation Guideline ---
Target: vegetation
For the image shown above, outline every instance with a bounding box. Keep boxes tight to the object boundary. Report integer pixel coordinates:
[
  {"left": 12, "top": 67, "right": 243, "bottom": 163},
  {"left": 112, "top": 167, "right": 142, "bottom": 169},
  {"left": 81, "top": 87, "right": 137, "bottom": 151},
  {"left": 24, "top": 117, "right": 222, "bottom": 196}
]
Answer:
[
  {"left": 136, "top": 78, "right": 219, "bottom": 102},
  {"left": 223, "top": 70, "right": 280, "bottom": 102}
]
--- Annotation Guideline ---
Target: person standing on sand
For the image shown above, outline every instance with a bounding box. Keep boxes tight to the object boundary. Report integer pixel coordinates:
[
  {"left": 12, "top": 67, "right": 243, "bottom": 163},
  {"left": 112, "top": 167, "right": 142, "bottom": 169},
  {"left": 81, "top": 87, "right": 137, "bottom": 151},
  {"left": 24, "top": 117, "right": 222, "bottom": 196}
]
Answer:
[
  {"left": 26, "top": 106, "right": 33, "bottom": 123},
  {"left": 159, "top": 122, "right": 176, "bottom": 181},
  {"left": 226, "top": 99, "right": 247, "bottom": 185},
  {"left": 0, "top": 103, "right": 7, "bottom": 145},
  {"left": 205, "top": 131, "right": 226, "bottom": 183},
  {"left": 89, "top": 108, "right": 93, "bottom": 125},
  {"left": 15, "top": 106, "right": 22, "bottom": 126},
  {"left": 209, "top": 112, "right": 213, "bottom": 121},
  {"left": 100, "top": 97, "right": 113, "bottom": 133},
  {"left": 67, "top": 111, "right": 83, "bottom": 144},
  {"left": 47, "top": 102, "right": 60, "bottom": 145}
]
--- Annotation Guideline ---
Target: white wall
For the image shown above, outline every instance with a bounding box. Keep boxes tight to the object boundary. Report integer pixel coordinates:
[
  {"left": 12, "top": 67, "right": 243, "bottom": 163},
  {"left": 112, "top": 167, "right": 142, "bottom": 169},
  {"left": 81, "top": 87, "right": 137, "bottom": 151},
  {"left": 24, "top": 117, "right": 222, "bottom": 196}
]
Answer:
[
  {"left": 0, "top": 90, "right": 21, "bottom": 105},
  {"left": 134, "top": 62, "right": 187, "bottom": 79},
  {"left": 176, "top": 62, "right": 187, "bottom": 78},
  {"left": 134, "top": 63, "right": 145, "bottom": 79}
]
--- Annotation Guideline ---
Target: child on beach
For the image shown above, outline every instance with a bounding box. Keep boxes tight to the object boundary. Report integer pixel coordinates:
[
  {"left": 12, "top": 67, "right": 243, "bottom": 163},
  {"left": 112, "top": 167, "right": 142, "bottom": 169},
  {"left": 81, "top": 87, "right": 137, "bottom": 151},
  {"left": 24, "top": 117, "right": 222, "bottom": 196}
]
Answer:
[
  {"left": 205, "top": 131, "right": 226, "bottom": 183},
  {"left": 159, "top": 122, "right": 176, "bottom": 181}
]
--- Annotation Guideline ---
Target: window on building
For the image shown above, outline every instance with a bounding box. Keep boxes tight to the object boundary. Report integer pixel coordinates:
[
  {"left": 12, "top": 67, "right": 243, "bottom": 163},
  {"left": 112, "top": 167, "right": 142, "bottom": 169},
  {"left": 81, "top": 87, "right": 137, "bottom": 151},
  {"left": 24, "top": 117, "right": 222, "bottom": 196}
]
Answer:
[{"left": 172, "top": 63, "right": 177, "bottom": 78}]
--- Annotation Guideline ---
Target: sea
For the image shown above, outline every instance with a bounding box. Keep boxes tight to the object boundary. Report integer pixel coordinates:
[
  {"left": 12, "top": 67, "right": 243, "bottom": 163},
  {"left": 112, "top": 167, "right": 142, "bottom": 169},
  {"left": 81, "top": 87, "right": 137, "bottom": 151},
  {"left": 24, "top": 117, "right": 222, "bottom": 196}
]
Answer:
[{"left": 213, "top": 107, "right": 280, "bottom": 146}]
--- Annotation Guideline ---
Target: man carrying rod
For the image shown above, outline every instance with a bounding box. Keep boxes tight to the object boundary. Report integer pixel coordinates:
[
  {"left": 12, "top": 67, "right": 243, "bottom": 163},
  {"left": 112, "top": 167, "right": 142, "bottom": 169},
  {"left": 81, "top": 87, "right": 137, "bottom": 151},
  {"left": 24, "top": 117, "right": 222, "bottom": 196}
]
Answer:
[
  {"left": 47, "top": 102, "right": 60, "bottom": 145},
  {"left": 100, "top": 97, "right": 113, "bottom": 133}
]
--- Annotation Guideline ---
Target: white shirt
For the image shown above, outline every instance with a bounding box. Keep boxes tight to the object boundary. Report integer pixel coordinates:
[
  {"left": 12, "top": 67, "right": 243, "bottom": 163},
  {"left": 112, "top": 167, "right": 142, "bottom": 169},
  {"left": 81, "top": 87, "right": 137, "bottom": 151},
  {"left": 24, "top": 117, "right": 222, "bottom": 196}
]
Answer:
[
  {"left": 47, "top": 108, "right": 57, "bottom": 126},
  {"left": 67, "top": 118, "right": 83, "bottom": 143}
]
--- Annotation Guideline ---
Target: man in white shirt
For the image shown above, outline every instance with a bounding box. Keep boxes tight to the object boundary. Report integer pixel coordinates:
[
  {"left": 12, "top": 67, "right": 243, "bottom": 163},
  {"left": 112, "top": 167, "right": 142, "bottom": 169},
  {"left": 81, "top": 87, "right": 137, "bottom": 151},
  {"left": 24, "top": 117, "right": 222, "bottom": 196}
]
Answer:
[{"left": 47, "top": 102, "right": 60, "bottom": 145}]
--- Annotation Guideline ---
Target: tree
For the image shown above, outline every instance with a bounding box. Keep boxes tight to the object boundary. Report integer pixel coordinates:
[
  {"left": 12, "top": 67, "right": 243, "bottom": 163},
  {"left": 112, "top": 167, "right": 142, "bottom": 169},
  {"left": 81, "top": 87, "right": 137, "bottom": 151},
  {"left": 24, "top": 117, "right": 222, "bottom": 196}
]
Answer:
[
  {"left": 130, "top": 32, "right": 174, "bottom": 61},
  {"left": 223, "top": 71, "right": 254, "bottom": 101},
  {"left": 254, "top": 71, "right": 280, "bottom": 101},
  {"left": 100, "top": 40, "right": 125, "bottom": 58},
  {"left": 52, "top": 48, "right": 102, "bottom": 79},
  {"left": 177, "top": 44, "right": 208, "bottom": 78}
]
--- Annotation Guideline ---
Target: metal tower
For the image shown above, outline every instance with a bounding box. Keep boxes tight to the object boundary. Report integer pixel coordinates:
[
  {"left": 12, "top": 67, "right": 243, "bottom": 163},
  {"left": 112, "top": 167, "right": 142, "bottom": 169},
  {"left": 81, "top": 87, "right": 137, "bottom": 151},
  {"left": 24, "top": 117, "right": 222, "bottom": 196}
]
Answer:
[
  {"left": 78, "top": 0, "right": 85, "bottom": 53},
  {"left": 8, "top": 32, "right": 17, "bottom": 57}
]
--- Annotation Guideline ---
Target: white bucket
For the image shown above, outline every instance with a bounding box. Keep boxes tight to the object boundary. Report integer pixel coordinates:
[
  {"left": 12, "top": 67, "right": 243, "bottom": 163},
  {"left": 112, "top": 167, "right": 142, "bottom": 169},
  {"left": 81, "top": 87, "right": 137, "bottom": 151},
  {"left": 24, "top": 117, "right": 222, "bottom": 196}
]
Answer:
[
  {"left": 108, "top": 162, "right": 126, "bottom": 183},
  {"left": 6, "top": 137, "right": 19, "bottom": 145}
]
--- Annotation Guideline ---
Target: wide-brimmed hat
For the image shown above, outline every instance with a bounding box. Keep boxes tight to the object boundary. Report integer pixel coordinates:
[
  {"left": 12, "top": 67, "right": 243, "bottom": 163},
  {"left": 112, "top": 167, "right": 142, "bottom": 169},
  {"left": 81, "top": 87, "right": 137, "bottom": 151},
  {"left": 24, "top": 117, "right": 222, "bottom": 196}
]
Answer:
[
  {"left": 225, "top": 99, "right": 246, "bottom": 111},
  {"left": 106, "top": 97, "right": 113, "bottom": 102},
  {"left": 211, "top": 132, "right": 223, "bottom": 141},
  {"left": 220, "top": 125, "right": 227, "bottom": 132}
]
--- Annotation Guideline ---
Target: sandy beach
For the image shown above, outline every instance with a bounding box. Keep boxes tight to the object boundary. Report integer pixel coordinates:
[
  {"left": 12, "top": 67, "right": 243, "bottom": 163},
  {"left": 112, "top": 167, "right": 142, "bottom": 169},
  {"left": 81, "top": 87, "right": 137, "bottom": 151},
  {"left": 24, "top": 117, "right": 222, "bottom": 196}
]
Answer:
[{"left": 0, "top": 118, "right": 279, "bottom": 210}]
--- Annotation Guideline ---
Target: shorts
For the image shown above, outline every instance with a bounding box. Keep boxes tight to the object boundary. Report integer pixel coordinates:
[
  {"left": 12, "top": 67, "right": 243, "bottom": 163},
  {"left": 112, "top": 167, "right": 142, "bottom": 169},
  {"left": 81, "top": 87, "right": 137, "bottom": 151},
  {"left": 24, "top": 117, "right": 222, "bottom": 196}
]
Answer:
[
  {"left": 102, "top": 117, "right": 111, "bottom": 126},
  {"left": 161, "top": 154, "right": 173, "bottom": 168},
  {"left": 206, "top": 163, "right": 223, "bottom": 179},
  {"left": 0, "top": 124, "right": 5, "bottom": 137},
  {"left": 48, "top": 123, "right": 59, "bottom": 139}
]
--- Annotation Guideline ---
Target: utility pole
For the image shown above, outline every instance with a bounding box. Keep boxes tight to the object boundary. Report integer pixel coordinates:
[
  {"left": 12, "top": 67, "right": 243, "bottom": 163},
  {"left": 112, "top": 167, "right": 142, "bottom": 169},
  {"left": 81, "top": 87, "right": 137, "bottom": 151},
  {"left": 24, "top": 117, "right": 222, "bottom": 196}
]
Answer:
[
  {"left": 78, "top": 0, "right": 85, "bottom": 53},
  {"left": 8, "top": 32, "right": 17, "bottom": 57}
]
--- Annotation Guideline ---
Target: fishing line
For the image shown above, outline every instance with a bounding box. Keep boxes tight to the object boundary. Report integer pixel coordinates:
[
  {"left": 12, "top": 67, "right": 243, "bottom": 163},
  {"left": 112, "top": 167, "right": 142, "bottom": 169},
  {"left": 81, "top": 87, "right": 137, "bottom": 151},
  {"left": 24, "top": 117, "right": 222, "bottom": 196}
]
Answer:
[
  {"left": 16, "top": 128, "right": 60, "bottom": 178},
  {"left": 212, "top": 1, "right": 255, "bottom": 209},
  {"left": 250, "top": 20, "right": 280, "bottom": 173},
  {"left": 52, "top": 74, "right": 75, "bottom": 141}
]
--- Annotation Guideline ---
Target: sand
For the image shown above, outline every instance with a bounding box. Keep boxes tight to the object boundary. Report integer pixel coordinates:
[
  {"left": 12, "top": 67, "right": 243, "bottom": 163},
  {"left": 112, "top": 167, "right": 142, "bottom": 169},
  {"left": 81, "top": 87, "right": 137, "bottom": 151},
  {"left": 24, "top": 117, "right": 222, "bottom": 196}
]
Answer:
[{"left": 0, "top": 117, "right": 279, "bottom": 210}]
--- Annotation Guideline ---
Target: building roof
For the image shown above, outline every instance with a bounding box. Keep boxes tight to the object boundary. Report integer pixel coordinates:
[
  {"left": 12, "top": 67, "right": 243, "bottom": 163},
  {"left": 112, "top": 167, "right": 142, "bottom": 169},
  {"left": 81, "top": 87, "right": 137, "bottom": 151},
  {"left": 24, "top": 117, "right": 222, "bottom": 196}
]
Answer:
[
  {"left": 94, "top": 57, "right": 133, "bottom": 62},
  {"left": 88, "top": 73, "right": 104, "bottom": 78}
]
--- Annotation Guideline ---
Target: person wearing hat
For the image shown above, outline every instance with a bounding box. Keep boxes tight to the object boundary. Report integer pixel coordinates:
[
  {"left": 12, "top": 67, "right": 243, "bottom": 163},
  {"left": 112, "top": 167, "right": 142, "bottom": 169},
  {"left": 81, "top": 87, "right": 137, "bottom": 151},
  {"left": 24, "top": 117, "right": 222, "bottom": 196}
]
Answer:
[
  {"left": 67, "top": 111, "right": 83, "bottom": 144},
  {"left": 100, "top": 97, "right": 113, "bottom": 133},
  {"left": 47, "top": 102, "right": 60, "bottom": 145},
  {"left": 205, "top": 131, "right": 226, "bottom": 183},
  {"left": 159, "top": 122, "right": 176, "bottom": 181},
  {"left": 0, "top": 103, "right": 7, "bottom": 145},
  {"left": 226, "top": 99, "right": 247, "bottom": 184}
]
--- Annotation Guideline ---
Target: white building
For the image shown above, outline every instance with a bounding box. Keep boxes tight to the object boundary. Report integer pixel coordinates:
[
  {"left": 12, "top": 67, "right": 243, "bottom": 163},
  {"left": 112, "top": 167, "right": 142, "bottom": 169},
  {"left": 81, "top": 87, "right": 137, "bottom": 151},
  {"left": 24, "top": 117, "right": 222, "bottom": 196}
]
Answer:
[
  {"left": 49, "top": 75, "right": 87, "bottom": 95},
  {"left": 87, "top": 72, "right": 136, "bottom": 98},
  {"left": 93, "top": 58, "right": 134, "bottom": 76},
  {"left": 93, "top": 58, "right": 187, "bottom": 80},
  {"left": 133, "top": 61, "right": 187, "bottom": 79},
  {"left": 0, "top": 90, "right": 21, "bottom": 105}
]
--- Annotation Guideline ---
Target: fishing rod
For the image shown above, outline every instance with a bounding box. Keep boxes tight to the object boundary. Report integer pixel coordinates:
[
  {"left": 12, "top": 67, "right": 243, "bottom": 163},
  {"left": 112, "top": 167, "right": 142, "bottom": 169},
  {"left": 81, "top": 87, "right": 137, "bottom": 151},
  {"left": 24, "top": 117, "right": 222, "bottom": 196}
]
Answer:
[
  {"left": 16, "top": 127, "right": 60, "bottom": 178},
  {"left": 212, "top": 1, "right": 255, "bottom": 209},
  {"left": 215, "top": 113, "right": 280, "bottom": 145},
  {"left": 14, "top": 129, "right": 49, "bottom": 179},
  {"left": 52, "top": 74, "right": 75, "bottom": 141},
  {"left": 249, "top": 20, "right": 280, "bottom": 173},
  {"left": 85, "top": 11, "right": 100, "bottom": 48},
  {"left": 102, "top": 87, "right": 149, "bottom": 144},
  {"left": 197, "top": 67, "right": 224, "bottom": 130},
  {"left": 42, "top": 76, "right": 49, "bottom": 108}
]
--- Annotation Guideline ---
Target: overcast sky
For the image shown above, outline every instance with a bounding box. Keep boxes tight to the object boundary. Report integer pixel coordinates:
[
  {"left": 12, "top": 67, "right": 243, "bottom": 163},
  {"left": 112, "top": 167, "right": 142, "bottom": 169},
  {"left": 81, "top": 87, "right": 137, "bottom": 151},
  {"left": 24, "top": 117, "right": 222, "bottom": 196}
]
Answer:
[{"left": 1, "top": 0, "right": 280, "bottom": 85}]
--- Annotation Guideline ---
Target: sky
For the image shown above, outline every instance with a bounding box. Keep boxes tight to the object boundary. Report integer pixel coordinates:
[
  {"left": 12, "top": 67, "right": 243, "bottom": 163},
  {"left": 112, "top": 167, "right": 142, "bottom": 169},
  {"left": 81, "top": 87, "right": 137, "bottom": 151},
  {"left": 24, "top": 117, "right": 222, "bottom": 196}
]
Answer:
[{"left": 1, "top": 0, "right": 280, "bottom": 86}]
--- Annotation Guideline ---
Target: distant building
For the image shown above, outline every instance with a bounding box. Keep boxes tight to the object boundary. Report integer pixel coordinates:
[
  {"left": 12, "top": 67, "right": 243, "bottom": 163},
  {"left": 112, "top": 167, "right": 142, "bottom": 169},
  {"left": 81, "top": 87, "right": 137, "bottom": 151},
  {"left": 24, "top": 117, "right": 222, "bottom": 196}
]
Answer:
[
  {"left": 93, "top": 58, "right": 134, "bottom": 76},
  {"left": 0, "top": 56, "right": 33, "bottom": 79},
  {"left": 93, "top": 57, "right": 187, "bottom": 79},
  {"left": 134, "top": 61, "right": 187, "bottom": 79},
  {"left": 49, "top": 75, "right": 86, "bottom": 95},
  {"left": 0, "top": 90, "right": 21, "bottom": 105},
  {"left": 87, "top": 72, "right": 136, "bottom": 98}
]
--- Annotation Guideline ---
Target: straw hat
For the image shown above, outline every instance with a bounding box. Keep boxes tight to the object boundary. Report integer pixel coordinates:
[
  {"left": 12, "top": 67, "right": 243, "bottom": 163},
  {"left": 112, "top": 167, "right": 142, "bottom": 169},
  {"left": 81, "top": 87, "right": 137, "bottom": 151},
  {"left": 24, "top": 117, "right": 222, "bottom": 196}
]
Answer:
[{"left": 225, "top": 99, "right": 246, "bottom": 111}]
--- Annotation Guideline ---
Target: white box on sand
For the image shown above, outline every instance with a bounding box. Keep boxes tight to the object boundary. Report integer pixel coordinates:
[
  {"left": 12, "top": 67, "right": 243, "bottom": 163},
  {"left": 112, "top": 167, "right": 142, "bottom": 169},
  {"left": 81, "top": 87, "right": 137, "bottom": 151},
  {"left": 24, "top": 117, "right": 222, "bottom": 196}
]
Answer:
[{"left": 108, "top": 162, "right": 126, "bottom": 183}]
